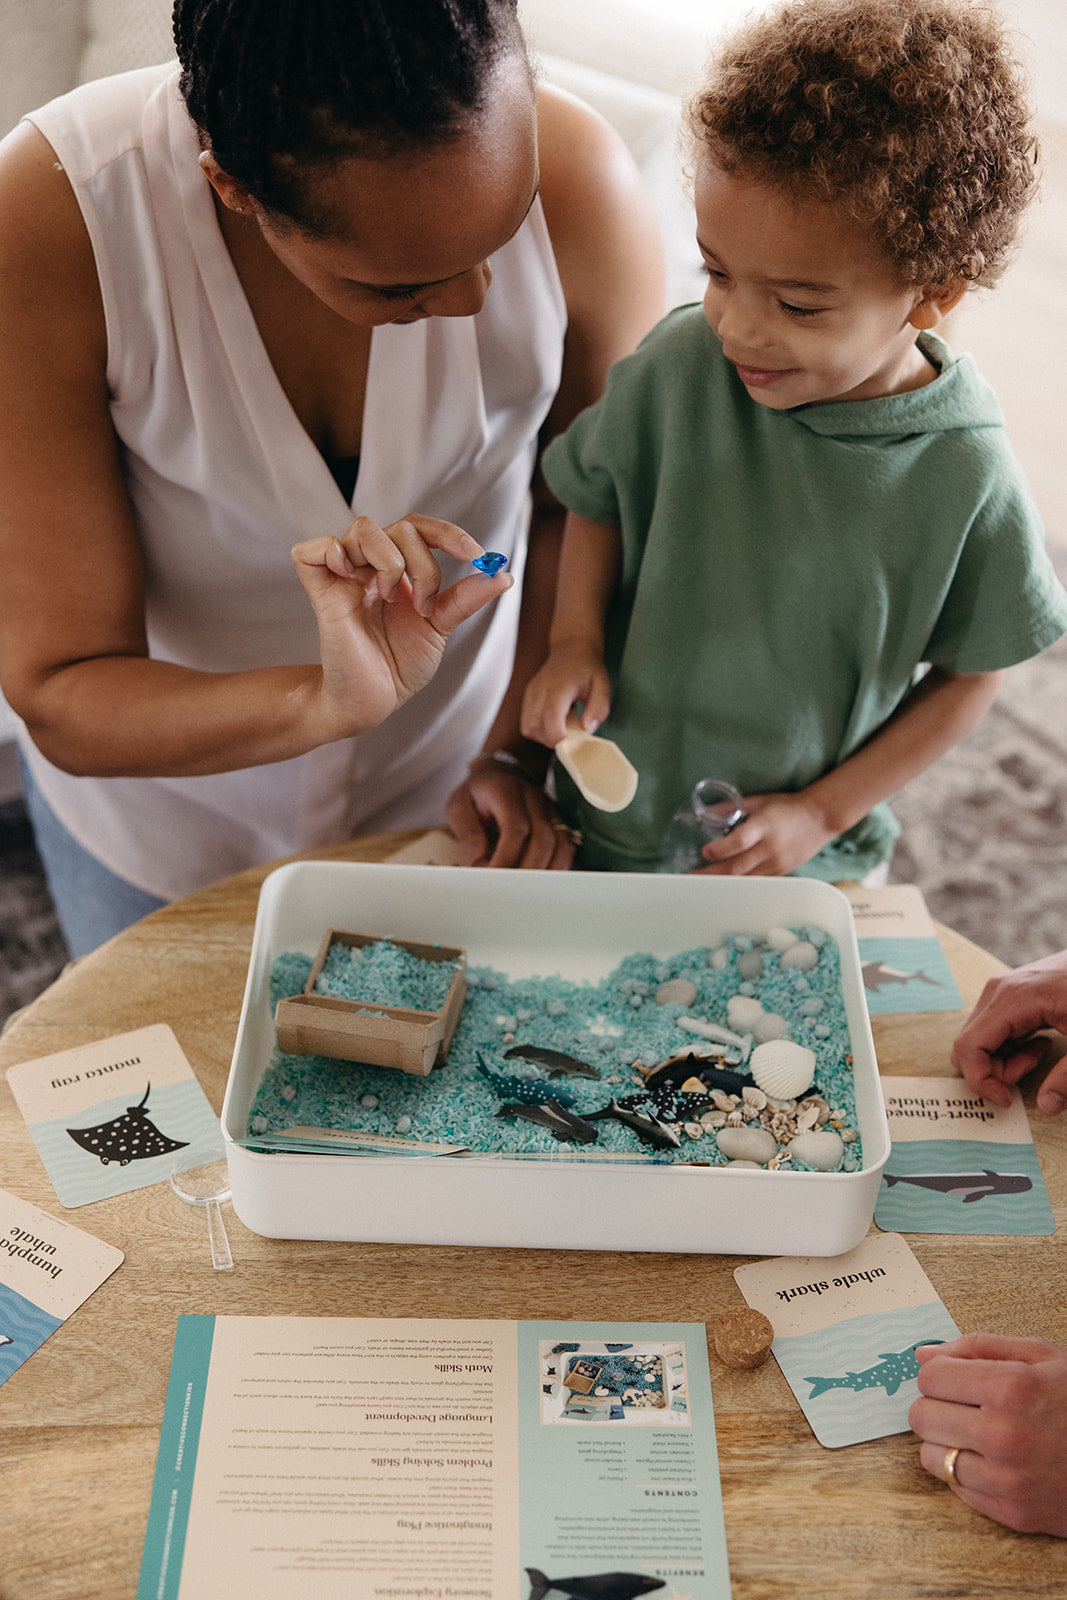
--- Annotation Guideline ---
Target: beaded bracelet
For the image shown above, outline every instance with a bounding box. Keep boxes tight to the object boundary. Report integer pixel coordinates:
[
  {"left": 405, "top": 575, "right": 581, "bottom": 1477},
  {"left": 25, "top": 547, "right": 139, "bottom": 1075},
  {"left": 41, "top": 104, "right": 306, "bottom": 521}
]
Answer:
[{"left": 471, "top": 748, "right": 546, "bottom": 787}]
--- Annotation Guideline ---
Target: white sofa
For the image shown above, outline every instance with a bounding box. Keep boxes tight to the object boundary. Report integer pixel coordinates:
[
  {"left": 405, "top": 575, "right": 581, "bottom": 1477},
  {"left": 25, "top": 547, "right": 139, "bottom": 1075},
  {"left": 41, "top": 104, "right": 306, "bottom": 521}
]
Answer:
[{"left": 0, "top": 0, "right": 749, "bottom": 799}]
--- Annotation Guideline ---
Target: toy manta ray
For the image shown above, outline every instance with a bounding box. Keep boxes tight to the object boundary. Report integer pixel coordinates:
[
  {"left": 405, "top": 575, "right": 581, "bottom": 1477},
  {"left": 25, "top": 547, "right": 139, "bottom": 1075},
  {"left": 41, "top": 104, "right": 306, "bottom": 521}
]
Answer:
[{"left": 66, "top": 1084, "right": 189, "bottom": 1167}]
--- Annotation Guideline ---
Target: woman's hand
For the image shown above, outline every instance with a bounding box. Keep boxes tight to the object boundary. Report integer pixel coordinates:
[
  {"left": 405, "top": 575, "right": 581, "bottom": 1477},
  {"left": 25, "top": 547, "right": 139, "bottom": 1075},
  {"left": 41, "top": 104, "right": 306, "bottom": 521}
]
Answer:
[
  {"left": 910, "top": 1334, "right": 1067, "bottom": 1536},
  {"left": 951, "top": 950, "right": 1067, "bottom": 1115},
  {"left": 693, "top": 791, "right": 834, "bottom": 877},
  {"left": 520, "top": 643, "right": 612, "bottom": 749},
  {"left": 445, "top": 760, "right": 579, "bottom": 869},
  {"left": 292, "top": 514, "right": 512, "bottom": 741}
]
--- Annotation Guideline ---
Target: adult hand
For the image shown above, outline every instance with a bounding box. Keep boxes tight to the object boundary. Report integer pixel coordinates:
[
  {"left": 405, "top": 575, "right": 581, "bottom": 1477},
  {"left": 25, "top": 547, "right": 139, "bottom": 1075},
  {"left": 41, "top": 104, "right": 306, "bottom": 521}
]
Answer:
[
  {"left": 292, "top": 514, "right": 512, "bottom": 741},
  {"left": 910, "top": 1334, "right": 1067, "bottom": 1536},
  {"left": 445, "top": 762, "right": 578, "bottom": 870},
  {"left": 693, "top": 791, "right": 833, "bottom": 877},
  {"left": 951, "top": 949, "right": 1067, "bottom": 1115},
  {"left": 520, "top": 644, "right": 612, "bottom": 750}
]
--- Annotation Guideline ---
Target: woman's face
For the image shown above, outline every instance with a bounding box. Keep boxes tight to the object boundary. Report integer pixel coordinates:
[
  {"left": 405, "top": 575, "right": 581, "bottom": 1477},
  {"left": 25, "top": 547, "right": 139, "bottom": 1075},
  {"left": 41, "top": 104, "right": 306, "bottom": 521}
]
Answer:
[{"left": 215, "top": 54, "right": 540, "bottom": 327}]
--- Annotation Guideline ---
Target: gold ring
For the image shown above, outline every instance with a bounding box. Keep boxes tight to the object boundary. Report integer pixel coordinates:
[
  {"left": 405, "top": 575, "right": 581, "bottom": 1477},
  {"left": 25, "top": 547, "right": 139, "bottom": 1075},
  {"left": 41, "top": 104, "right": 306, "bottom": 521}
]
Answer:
[
  {"left": 943, "top": 1446, "right": 962, "bottom": 1490},
  {"left": 551, "top": 820, "right": 583, "bottom": 847}
]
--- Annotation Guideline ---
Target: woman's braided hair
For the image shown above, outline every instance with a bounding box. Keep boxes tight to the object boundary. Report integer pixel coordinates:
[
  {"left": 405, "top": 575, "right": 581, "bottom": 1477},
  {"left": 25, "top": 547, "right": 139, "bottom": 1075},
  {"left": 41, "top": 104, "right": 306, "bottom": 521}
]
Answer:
[
  {"left": 174, "top": 0, "right": 522, "bottom": 228},
  {"left": 687, "top": 0, "right": 1038, "bottom": 289}
]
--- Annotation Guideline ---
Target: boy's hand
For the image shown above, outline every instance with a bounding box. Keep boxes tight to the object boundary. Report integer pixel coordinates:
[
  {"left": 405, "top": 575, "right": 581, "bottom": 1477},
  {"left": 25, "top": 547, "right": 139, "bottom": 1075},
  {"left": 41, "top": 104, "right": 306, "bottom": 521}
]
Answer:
[
  {"left": 692, "top": 791, "right": 834, "bottom": 877},
  {"left": 520, "top": 645, "right": 611, "bottom": 749}
]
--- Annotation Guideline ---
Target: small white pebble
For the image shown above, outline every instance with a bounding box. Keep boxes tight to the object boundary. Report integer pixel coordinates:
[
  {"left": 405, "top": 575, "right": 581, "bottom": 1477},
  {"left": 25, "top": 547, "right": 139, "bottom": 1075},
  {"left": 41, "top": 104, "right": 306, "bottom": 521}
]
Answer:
[
  {"left": 395, "top": 1115, "right": 412, "bottom": 1134},
  {"left": 281, "top": 1084, "right": 297, "bottom": 1101},
  {"left": 250, "top": 1115, "right": 268, "bottom": 1134},
  {"left": 360, "top": 1093, "right": 379, "bottom": 1109},
  {"left": 503, "top": 1032, "right": 514, "bottom": 1043}
]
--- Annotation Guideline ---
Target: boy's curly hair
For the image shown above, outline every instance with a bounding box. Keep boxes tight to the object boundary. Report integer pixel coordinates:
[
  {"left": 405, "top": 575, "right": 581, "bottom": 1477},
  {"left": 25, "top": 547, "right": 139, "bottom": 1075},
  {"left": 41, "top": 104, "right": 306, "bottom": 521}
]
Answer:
[{"left": 686, "top": 0, "right": 1038, "bottom": 288}]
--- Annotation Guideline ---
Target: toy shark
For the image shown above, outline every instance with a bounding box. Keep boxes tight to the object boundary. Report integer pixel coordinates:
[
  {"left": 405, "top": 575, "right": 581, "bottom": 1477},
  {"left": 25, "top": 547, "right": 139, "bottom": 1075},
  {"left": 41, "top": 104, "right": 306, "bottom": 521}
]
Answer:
[
  {"left": 804, "top": 1340, "right": 944, "bottom": 1399},
  {"left": 495, "top": 1100, "right": 599, "bottom": 1144},
  {"left": 884, "top": 1169, "right": 1032, "bottom": 1202},
  {"left": 585, "top": 1098, "right": 683, "bottom": 1151},
  {"left": 504, "top": 1044, "right": 600, "bottom": 1079}
]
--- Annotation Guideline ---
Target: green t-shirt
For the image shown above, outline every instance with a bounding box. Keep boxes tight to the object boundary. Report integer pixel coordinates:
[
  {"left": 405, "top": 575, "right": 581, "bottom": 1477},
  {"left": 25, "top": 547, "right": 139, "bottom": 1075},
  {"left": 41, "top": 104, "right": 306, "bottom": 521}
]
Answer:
[{"left": 541, "top": 311, "right": 1067, "bottom": 877}]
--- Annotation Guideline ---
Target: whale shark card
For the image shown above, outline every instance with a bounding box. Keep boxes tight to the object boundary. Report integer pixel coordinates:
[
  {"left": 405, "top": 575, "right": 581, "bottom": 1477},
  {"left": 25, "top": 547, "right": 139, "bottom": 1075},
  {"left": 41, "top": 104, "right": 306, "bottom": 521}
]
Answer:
[
  {"left": 0, "top": 1187, "right": 123, "bottom": 1388},
  {"left": 874, "top": 1075, "right": 1053, "bottom": 1235},
  {"left": 6, "top": 1025, "right": 223, "bottom": 1208},
  {"left": 841, "top": 885, "right": 962, "bottom": 1014},
  {"left": 734, "top": 1233, "right": 960, "bottom": 1448}
]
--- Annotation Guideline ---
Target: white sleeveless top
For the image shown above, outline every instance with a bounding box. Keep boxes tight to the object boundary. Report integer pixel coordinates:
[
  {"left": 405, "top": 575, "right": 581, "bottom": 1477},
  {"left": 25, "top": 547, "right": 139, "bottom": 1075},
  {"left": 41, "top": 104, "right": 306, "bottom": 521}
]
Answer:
[{"left": 23, "top": 64, "right": 566, "bottom": 899}]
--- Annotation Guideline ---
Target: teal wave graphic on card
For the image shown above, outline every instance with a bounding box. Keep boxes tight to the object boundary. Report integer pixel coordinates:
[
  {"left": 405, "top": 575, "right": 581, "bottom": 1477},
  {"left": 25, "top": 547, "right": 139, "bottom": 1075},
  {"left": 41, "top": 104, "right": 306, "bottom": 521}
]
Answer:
[
  {"left": 772, "top": 1300, "right": 959, "bottom": 1448},
  {"left": 0, "top": 1282, "right": 62, "bottom": 1384},
  {"left": 857, "top": 936, "right": 961, "bottom": 1014},
  {"left": 876, "top": 1138, "right": 1053, "bottom": 1234}
]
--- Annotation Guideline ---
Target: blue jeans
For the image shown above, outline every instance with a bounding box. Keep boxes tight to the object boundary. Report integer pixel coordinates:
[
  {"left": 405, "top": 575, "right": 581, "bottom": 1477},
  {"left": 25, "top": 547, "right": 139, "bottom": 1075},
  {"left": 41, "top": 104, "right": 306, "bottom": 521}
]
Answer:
[{"left": 20, "top": 758, "right": 168, "bottom": 957}]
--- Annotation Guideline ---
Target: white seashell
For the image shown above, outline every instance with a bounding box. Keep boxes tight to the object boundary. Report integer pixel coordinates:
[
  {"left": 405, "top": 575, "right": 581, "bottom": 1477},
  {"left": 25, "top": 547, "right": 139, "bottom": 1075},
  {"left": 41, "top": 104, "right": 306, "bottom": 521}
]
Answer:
[
  {"left": 780, "top": 940, "right": 819, "bottom": 971},
  {"left": 717, "top": 1126, "right": 778, "bottom": 1164},
  {"left": 681, "top": 1076, "right": 707, "bottom": 1094},
  {"left": 701, "top": 1110, "right": 726, "bottom": 1129},
  {"left": 752, "top": 1011, "right": 790, "bottom": 1044},
  {"left": 710, "top": 1089, "right": 737, "bottom": 1112},
  {"left": 727, "top": 994, "right": 765, "bottom": 1031},
  {"left": 765, "top": 926, "right": 799, "bottom": 952},
  {"left": 789, "top": 1129, "right": 845, "bottom": 1171},
  {"left": 684, "top": 1121, "right": 705, "bottom": 1139},
  {"left": 741, "top": 1085, "right": 768, "bottom": 1111},
  {"left": 796, "top": 1105, "right": 821, "bottom": 1133},
  {"left": 595, "top": 1386, "right": 611, "bottom": 1396},
  {"left": 750, "top": 1039, "right": 817, "bottom": 1099},
  {"left": 656, "top": 978, "right": 698, "bottom": 1007}
]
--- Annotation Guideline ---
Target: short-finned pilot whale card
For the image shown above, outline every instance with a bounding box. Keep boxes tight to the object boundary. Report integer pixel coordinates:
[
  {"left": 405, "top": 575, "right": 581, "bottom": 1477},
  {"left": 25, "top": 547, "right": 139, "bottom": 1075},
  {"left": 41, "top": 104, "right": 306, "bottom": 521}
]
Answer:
[
  {"left": 0, "top": 1187, "right": 123, "bottom": 1387},
  {"left": 6, "top": 1024, "right": 223, "bottom": 1207},
  {"left": 841, "top": 884, "right": 962, "bottom": 1014},
  {"left": 734, "top": 1232, "right": 960, "bottom": 1448},
  {"left": 875, "top": 1075, "right": 1054, "bottom": 1235}
]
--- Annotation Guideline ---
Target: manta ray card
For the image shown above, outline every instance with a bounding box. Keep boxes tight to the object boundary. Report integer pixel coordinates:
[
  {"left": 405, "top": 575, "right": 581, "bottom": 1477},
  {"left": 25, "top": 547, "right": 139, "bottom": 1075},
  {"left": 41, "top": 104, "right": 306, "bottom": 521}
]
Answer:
[
  {"left": 6, "top": 1024, "right": 223, "bottom": 1208},
  {"left": 874, "top": 1075, "right": 1054, "bottom": 1235},
  {"left": 734, "top": 1233, "right": 960, "bottom": 1448},
  {"left": 841, "top": 884, "right": 962, "bottom": 1015},
  {"left": 0, "top": 1187, "right": 123, "bottom": 1388}
]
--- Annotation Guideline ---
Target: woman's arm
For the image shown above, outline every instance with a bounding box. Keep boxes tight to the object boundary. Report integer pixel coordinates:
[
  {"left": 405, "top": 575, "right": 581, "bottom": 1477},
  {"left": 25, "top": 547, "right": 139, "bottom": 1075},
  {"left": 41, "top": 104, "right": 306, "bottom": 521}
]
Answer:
[
  {"left": 0, "top": 125, "right": 509, "bottom": 776},
  {"left": 697, "top": 665, "right": 1005, "bottom": 876},
  {"left": 445, "top": 85, "right": 665, "bottom": 865}
]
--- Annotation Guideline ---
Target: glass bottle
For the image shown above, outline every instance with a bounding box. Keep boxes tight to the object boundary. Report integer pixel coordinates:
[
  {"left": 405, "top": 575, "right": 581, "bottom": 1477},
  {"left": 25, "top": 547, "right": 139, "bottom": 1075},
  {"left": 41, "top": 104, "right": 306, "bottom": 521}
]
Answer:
[{"left": 657, "top": 777, "right": 745, "bottom": 874}]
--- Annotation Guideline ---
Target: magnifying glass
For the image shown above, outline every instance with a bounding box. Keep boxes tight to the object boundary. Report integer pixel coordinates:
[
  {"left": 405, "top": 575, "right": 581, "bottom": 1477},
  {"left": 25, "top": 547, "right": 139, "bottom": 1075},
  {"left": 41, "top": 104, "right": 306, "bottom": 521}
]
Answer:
[{"left": 170, "top": 1142, "right": 234, "bottom": 1271}]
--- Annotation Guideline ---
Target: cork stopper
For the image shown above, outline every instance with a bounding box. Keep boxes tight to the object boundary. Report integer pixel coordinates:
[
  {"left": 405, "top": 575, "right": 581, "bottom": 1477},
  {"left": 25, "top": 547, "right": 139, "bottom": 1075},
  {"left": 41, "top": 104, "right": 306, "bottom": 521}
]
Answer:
[{"left": 713, "top": 1306, "right": 774, "bottom": 1369}]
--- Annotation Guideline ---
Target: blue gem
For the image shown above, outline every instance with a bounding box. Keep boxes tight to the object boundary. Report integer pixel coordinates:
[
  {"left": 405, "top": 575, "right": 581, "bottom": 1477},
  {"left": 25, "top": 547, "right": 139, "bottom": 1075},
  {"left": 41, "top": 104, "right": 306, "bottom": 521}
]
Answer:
[{"left": 472, "top": 551, "right": 507, "bottom": 576}]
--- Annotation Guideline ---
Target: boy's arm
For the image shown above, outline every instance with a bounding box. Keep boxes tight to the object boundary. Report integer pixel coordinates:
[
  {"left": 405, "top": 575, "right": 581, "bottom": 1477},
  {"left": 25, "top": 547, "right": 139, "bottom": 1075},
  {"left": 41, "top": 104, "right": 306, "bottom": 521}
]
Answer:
[
  {"left": 521, "top": 512, "right": 622, "bottom": 748},
  {"left": 698, "top": 665, "right": 1005, "bottom": 877}
]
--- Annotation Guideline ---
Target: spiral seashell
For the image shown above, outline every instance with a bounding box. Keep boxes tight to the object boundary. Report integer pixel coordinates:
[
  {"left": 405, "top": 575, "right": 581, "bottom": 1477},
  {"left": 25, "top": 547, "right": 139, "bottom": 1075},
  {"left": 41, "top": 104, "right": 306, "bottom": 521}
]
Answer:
[{"left": 750, "top": 1039, "right": 816, "bottom": 1099}]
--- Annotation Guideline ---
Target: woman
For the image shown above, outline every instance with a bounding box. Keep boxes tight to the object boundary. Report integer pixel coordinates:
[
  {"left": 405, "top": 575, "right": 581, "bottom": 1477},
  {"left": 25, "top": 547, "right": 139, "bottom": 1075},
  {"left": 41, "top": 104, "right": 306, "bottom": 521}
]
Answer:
[{"left": 0, "top": 0, "right": 664, "bottom": 952}]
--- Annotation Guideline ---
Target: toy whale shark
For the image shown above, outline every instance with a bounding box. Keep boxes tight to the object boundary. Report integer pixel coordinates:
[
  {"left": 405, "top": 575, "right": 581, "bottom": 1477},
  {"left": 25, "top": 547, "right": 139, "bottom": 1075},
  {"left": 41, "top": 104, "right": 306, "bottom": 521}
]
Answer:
[
  {"left": 884, "top": 1169, "right": 1032, "bottom": 1202},
  {"left": 526, "top": 1571, "right": 665, "bottom": 1600},
  {"left": 476, "top": 1051, "right": 576, "bottom": 1106},
  {"left": 804, "top": 1340, "right": 944, "bottom": 1399}
]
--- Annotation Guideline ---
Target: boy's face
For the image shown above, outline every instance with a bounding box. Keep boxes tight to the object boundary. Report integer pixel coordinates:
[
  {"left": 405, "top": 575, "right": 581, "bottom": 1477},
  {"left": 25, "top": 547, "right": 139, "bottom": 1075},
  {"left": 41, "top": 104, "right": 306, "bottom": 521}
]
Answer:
[{"left": 694, "top": 157, "right": 938, "bottom": 409}]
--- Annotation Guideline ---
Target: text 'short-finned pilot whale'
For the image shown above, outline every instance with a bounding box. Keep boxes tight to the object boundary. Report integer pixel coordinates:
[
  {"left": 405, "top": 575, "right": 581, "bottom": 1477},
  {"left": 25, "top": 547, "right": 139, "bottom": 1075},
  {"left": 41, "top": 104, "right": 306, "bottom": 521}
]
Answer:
[{"left": 884, "top": 1169, "right": 1032, "bottom": 1202}]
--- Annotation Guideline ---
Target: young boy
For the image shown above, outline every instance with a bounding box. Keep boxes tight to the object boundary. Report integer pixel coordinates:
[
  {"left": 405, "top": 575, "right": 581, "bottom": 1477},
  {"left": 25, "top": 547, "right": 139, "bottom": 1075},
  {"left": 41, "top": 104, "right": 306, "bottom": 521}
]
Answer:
[{"left": 521, "top": 0, "right": 1067, "bottom": 879}]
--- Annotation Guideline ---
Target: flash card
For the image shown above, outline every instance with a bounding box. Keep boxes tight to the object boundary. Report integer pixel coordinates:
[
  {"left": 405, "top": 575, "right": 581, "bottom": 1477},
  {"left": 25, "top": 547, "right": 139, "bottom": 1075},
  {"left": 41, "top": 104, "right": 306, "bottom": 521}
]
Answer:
[
  {"left": 6, "top": 1024, "right": 223, "bottom": 1207},
  {"left": 841, "top": 884, "right": 962, "bottom": 1014},
  {"left": 0, "top": 1187, "right": 123, "bottom": 1387},
  {"left": 734, "top": 1232, "right": 960, "bottom": 1448},
  {"left": 875, "top": 1075, "right": 1053, "bottom": 1235}
]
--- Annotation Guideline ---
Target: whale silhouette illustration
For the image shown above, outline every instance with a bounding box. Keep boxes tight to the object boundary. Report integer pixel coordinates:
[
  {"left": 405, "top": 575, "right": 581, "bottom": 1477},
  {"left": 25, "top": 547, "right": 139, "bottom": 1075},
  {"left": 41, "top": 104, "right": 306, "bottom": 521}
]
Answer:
[
  {"left": 862, "top": 961, "right": 941, "bottom": 993},
  {"left": 805, "top": 1340, "right": 944, "bottom": 1399},
  {"left": 526, "top": 1571, "right": 664, "bottom": 1600},
  {"left": 884, "top": 1169, "right": 1032, "bottom": 1202}
]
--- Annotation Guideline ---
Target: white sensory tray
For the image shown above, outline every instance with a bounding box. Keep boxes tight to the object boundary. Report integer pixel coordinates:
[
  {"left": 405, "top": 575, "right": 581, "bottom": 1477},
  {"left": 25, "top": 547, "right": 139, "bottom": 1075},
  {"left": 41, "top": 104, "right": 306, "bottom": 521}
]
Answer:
[{"left": 222, "top": 862, "right": 889, "bottom": 1255}]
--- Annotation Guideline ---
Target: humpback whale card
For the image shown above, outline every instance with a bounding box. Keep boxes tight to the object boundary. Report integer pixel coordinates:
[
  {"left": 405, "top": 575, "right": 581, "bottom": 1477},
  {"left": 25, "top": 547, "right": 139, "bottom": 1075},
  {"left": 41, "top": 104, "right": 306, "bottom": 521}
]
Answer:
[
  {"left": 6, "top": 1024, "right": 223, "bottom": 1207},
  {"left": 874, "top": 1075, "right": 1053, "bottom": 1235},
  {"left": 0, "top": 1187, "right": 123, "bottom": 1388},
  {"left": 734, "top": 1233, "right": 960, "bottom": 1448},
  {"left": 841, "top": 885, "right": 962, "bottom": 1015}
]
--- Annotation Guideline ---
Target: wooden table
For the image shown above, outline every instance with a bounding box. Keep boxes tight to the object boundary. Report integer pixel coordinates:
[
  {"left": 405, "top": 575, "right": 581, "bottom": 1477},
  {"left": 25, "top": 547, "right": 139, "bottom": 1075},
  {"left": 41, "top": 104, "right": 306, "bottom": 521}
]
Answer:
[{"left": 1, "top": 834, "right": 1065, "bottom": 1599}]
